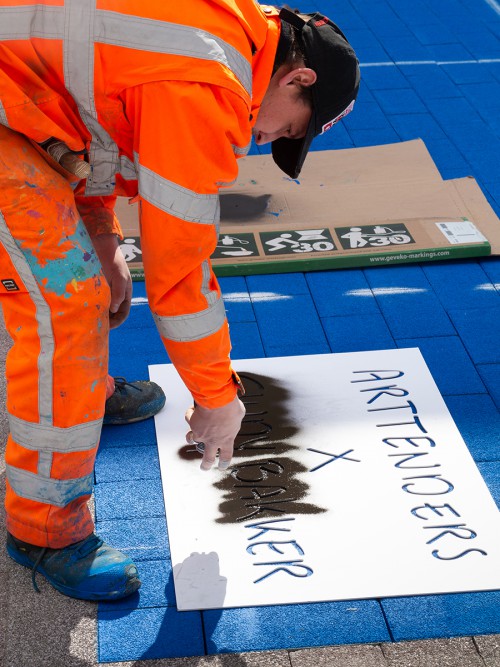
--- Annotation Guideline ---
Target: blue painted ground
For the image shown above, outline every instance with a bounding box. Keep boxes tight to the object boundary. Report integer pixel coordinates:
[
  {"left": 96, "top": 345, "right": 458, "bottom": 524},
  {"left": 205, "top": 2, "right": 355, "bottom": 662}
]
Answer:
[{"left": 96, "top": 0, "right": 500, "bottom": 661}]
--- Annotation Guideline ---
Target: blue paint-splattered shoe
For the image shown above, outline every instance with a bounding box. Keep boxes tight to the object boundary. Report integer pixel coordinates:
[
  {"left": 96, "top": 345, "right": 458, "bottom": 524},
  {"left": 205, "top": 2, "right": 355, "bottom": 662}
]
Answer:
[
  {"left": 104, "top": 377, "right": 166, "bottom": 425},
  {"left": 7, "top": 532, "right": 141, "bottom": 600}
]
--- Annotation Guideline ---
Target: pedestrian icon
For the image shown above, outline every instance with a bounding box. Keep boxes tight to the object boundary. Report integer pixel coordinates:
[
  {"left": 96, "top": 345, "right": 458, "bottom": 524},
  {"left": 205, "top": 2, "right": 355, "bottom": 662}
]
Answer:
[
  {"left": 337, "top": 225, "right": 414, "bottom": 250},
  {"left": 119, "top": 237, "right": 142, "bottom": 262}
]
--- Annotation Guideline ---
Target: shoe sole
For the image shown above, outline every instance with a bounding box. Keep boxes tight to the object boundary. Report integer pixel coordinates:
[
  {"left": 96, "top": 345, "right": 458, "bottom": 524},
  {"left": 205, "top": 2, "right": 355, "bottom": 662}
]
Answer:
[
  {"left": 7, "top": 543, "right": 141, "bottom": 601},
  {"left": 103, "top": 413, "right": 158, "bottom": 425}
]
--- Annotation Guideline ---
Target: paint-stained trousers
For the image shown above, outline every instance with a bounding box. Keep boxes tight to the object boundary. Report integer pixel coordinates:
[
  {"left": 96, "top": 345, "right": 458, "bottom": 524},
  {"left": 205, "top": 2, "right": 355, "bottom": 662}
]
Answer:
[{"left": 0, "top": 125, "right": 110, "bottom": 548}]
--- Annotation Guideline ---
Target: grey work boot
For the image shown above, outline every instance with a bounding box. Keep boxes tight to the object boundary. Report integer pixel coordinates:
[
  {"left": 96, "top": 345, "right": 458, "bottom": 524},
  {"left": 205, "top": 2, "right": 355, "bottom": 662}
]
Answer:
[
  {"left": 104, "top": 377, "right": 166, "bottom": 425},
  {"left": 7, "top": 532, "right": 141, "bottom": 600}
]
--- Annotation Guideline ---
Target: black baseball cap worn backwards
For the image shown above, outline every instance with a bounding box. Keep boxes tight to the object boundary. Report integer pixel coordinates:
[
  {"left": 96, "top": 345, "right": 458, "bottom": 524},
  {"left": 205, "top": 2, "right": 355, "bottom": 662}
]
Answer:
[{"left": 272, "top": 7, "right": 360, "bottom": 179}]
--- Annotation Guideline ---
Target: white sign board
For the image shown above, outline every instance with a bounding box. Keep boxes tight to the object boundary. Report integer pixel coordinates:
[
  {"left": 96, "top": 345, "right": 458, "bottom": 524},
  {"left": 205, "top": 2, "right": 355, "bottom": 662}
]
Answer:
[{"left": 150, "top": 349, "right": 500, "bottom": 611}]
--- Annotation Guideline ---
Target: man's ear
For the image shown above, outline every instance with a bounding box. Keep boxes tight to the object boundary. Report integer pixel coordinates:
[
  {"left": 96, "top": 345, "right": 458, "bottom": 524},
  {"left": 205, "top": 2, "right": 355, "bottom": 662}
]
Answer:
[{"left": 279, "top": 67, "right": 317, "bottom": 88}]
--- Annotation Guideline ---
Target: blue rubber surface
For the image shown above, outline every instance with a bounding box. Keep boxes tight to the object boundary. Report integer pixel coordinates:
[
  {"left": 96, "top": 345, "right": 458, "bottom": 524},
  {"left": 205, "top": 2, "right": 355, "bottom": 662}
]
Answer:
[{"left": 97, "top": 0, "right": 500, "bottom": 660}]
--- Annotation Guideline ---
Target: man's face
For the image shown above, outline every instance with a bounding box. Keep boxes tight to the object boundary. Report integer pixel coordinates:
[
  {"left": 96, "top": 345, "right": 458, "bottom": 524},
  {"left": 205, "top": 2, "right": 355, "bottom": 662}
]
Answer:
[{"left": 252, "top": 65, "right": 315, "bottom": 145}]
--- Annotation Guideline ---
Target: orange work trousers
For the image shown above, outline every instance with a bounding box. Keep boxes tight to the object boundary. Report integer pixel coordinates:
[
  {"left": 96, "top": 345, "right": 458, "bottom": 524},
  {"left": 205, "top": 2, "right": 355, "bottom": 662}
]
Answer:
[{"left": 0, "top": 125, "right": 110, "bottom": 548}]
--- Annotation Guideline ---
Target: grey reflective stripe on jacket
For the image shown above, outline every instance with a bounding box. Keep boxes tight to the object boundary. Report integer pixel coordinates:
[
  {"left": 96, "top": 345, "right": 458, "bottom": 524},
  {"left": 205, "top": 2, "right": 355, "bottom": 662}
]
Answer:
[
  {"left": 0, "top": 2, "right": 252, "bottom": 193},
  {"left": 0, "top": 212, "right": 100, "bottom": 507},
  {"left": 120, "top": 154, "right": 137, "bottom": 182},
  {"left": 0, "top": 100, "right": 9, "bottom": 127},
  {"left": 133, "top": 156, "right": 226, "bottom": 338},
  {"left": 96, "top": 10, "right": 252, "bottom": 94},
  {"left": 153, "top": 260, "right": 226, "bottom": 342},
  {"left": 154, "top": 295, "right": 226, "bottom": 343},
  {"left": 0, "top": 5, "right": 64, "bottom": 38},
  {"left": 233, "top": 141, "right": 252, "bottom": 156},
  {"left": 137, "top": 159, "right": 220, "bottom": 225},
  {"left": 63, "top": 0, "right": 117, "bottom": 196}
]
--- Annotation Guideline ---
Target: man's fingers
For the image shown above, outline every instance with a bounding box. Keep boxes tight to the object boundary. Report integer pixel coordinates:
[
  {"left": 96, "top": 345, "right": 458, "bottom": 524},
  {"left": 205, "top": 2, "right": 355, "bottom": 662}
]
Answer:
[
  {"left": 191, "top": 438, "right": 232, "bottom": 471},
  {"left": 186, "top": 431, "right": 206, "bottom": 455},
  {"left": 109, "top": 280, "right": 127, "bottom": 314},
  {"left": 109, "top": 283, "right": 131, "bottom": 328},
  {"left": 200, "top": 456, "right": 216, "bottom": 471},
  {"left": 109, "top": 267, "right": 132, "bottom": 321},
  {"left": 200, "top": 443, "right": 217, "bottom": 470},
  {"left": 215, "top": 441, "right": 233, "bottom": 469},
  {"left": 184, "top": 407, "right": 195, "bottom": 425},
  {"left": 202, "top": 442, "right": 233, "bottom": 471},
  {"left": 184, "top": 396, "right": 243, "bottom": 472},
  {"left": 109, "top": 302, "right": 130, "bottom": 329}
]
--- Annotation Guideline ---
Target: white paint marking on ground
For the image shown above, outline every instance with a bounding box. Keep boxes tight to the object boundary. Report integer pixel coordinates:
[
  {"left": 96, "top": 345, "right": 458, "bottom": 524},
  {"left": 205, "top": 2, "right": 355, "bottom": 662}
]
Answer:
[
  {"left": 483, "top": 0, "right": 500, "bottom": 17},
  {"left": 223, "top": 291, "right": 292, "bottom": 302},
  {"left": 346, "top": 287, "right": 427, "bottom": 297},
  {"left": 132, "top": 293, "right": 295, "bottom": 306}
]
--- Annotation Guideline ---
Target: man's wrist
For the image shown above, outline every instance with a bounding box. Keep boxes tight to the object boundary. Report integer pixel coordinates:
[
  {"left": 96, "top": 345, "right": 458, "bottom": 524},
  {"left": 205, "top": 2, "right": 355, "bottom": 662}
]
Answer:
[{"left": 192, "top": 384, "right": 239, "bottom": 411}]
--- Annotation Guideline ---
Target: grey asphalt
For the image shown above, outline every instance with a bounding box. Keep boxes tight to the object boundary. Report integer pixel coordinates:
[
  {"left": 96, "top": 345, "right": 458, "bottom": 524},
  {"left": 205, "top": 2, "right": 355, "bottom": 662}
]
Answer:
[{"left": 1, "top": 309, "right": 500, "bottom": 667}]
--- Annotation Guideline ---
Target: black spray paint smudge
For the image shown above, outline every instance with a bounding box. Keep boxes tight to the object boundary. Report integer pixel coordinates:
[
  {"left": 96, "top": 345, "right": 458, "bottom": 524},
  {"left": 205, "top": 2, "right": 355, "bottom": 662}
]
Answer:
[
  {"left": 178, "top": 372, "right": 327, "bottom": 524},
  {"left": 218, "top": 373, "right": 326, "bottom": 524}
]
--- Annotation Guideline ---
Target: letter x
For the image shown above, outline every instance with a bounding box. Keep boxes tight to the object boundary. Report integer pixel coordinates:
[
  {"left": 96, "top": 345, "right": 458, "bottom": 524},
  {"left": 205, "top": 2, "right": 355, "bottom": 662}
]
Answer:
[{"left": 307, "top": 448, "right": 361, "bottom": 472}]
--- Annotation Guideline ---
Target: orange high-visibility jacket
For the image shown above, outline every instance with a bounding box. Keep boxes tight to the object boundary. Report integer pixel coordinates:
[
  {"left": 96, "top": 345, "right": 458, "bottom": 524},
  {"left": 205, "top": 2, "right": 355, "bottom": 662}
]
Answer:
[{"left": 0, "top": 0, "right": 280, "bottom": 408}]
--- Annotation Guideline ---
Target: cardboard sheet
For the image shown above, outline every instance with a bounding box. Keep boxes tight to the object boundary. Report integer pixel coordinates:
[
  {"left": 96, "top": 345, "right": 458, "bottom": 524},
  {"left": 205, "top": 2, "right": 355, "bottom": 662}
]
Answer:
[
  {"left": 150, "top": 349, "right": 500, "bottom": 611},
  {"left": 116, "top": 141, "right": 499, "bottom": 278},
  {"left": 229, "top": 138, "right": 445, "bottom": 189}
]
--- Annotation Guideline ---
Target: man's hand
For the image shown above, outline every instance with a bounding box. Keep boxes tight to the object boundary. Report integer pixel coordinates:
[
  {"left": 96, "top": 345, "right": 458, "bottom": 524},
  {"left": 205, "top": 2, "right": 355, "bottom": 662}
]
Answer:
[
  {"left": 91, "top": 234, "right": 132, "bottom": 329},
  {"left": 185, "top": 396, "right": 245, "bottom": 471}
]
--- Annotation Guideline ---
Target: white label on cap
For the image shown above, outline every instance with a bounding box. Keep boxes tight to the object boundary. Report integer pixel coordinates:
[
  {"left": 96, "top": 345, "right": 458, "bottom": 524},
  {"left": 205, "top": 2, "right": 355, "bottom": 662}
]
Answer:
[{"left": 321, "top": 99, "right": 355, "bottom": 134}]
